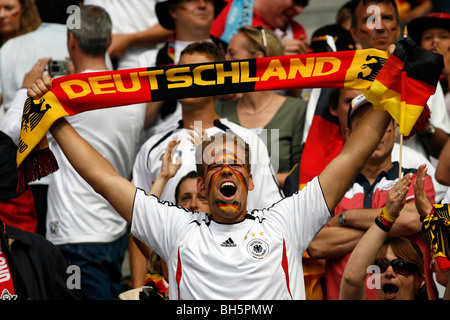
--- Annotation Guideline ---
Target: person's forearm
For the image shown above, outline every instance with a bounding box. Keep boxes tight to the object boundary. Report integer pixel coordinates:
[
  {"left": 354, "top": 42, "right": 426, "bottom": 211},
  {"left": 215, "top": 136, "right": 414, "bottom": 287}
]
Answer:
[
  {"left": 275, "top": 172, "right": 288, "bottom": 189},
  {"left": 400, "top": 1, "right": 432, "bottom": 24},
  {"left": 308, "top": 227, "right": 364, "bottom": 259},
  {"left": 148, "top": 174, "right": 171, "bottom": 197},
  {"left": 343, "top": 208, "right": 379, "bottom": 231},
  {"left": 344, "top": 204, "right": 421, "bottom": 235},
  {"left": 436, "top": 139, "right": 450, "bottom": 185},
  {"left": 340, "top": 223, "right": 387, "bottom": 299},
  {"left": 128, "top": 23, "right": 173, "bottom": 48},
  {"left": 129, "top": 235, "right": 150, "bottom": 288},
  {"left": 445, "top": 271, "right": 450, "bottom": 300},
  {"left": 418, "top": 126, "right": 449, "bottom": 159}
]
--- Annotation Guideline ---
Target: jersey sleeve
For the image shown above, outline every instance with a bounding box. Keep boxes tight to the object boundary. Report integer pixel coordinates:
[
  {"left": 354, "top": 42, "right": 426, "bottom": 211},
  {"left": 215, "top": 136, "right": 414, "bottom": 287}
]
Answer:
[
  {"left": 265, "top": 176, "right": 332, "bottom": 253},
  {"left": 130, "top": 188, "right": 194, "bottom": 261}
]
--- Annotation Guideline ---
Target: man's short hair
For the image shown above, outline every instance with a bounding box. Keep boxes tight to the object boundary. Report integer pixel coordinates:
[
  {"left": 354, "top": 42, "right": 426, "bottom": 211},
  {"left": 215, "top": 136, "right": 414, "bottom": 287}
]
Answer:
[
  {"left": 329, "top": 88, "right": 343, "bottom": 113},
  {"left": 180, "top": 41, "right": 225, "bottom": 62},
  {"left": 67, "top": 5, "right": 112, "bottom": 57},
  {"left": 350, "top": 0, "right": 399, "bottom": 28},
  {"left": 195, "top": 132, "right": 251, "bottom": 178}
]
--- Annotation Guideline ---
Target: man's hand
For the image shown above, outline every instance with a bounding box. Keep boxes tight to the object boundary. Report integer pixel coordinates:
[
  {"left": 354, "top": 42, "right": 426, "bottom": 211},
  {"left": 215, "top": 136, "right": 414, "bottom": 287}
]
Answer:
[
  {"left": 159, "top": 137, "right": 181, "bottom": 181},
  {"left": 385, "top": 173, "right": 412, "bottom": 219},
  {"left": 27, "top": 74, "right": 52, "bottom": 100},
  {"left": 433, "top": 40, "right": 450, "bottom": 79},
  {"left": 413, "top": 164, "right": 434, "bottom": 217},
  {"left": 22, "top": 58, "right": 52, "bottom": 89},
  {"left": 108, "top": 33, "right": 132, "bottom": 59},
  {"left": 282, "top": 36, "right": 309, "bottom": 55},
  {"left": 187, "top": 125, "right": 208, "bottom": 148}
]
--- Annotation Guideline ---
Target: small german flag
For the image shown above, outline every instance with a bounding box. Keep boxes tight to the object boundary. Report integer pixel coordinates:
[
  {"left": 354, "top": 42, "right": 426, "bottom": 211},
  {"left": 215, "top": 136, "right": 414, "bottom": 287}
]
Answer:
[{"left": 362, "top": 36, "right": 444, "bottom": 137}]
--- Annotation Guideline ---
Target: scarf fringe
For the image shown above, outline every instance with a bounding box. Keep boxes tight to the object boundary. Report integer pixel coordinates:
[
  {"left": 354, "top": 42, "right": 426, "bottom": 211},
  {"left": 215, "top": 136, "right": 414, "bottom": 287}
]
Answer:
[
  {"left": 405, "top": 104, "right": 431, "bottom": 140},
  {"left": 17, "top": 148, "right": 58, "bottom": 194}
]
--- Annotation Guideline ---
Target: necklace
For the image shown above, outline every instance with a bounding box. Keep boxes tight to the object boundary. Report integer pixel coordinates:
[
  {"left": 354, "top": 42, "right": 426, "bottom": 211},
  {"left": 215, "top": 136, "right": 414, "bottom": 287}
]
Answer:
[{"left": 238, "top": 93, "right": 275, "bottom": 116}]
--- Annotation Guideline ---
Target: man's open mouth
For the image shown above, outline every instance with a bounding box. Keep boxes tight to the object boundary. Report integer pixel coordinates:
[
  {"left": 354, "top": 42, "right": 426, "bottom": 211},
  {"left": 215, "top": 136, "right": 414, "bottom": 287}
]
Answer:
[{"left": 220, "top": 182, "right": 237, "bottom": 198}]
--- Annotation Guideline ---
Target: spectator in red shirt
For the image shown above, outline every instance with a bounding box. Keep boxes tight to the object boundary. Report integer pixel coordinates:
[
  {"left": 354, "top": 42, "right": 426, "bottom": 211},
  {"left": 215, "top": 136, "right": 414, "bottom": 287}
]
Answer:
[{"left": 308, "top": 94, "right": 439, "bottom": 300}]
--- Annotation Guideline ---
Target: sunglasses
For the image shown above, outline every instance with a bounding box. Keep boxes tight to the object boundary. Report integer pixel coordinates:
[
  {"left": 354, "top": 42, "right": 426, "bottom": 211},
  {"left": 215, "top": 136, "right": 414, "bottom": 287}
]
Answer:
[{"left": 374, "top": 258, "right": 417, "bottom": 276}]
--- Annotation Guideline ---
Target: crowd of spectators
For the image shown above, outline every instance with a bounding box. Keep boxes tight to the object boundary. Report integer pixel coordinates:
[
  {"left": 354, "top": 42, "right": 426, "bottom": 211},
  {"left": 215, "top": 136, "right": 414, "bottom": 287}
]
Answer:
[{"left": 0, "top": 0, "right": 450, "bottom": 301}]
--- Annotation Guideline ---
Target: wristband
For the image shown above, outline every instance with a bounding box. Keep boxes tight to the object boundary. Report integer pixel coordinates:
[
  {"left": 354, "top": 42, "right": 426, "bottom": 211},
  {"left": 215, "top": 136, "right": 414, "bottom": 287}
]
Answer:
[{"left": 375, "top": 207, "right": 396, "bottom": 232}]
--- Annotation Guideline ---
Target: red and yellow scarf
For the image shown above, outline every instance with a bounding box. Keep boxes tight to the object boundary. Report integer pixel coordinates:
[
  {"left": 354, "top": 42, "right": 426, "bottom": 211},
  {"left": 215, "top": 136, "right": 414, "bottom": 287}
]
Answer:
[{"left": 16, "top": 44, "right": 442, "bottom": 191}]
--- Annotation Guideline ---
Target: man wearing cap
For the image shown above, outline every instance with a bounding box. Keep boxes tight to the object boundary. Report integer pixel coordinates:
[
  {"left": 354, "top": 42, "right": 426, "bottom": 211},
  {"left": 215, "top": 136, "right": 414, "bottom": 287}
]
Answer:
[
  {"left": 308, "top": 94, "right": 439, "bottom": 300},
  {"left": 136, "top": 0, "right": 227, "bottom": 139},
  {"left": 138, "top": 0, "right": 226, "bottom": 67}
]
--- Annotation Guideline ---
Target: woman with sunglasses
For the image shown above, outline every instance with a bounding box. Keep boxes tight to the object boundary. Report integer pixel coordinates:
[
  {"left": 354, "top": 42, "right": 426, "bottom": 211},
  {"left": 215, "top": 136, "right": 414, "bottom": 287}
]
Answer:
[
  {"left": 216, "top": 26, "right": 307, "bottom": 188},
  {"left": 340, "top": 173, "right": 428, "bottom": 300}
]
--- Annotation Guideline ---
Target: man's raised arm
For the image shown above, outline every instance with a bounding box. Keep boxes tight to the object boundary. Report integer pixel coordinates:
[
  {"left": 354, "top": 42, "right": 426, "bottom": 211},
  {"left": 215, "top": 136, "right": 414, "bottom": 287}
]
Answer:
[{"left": 28, "top": 75, "right": 136, "bottom": 224}]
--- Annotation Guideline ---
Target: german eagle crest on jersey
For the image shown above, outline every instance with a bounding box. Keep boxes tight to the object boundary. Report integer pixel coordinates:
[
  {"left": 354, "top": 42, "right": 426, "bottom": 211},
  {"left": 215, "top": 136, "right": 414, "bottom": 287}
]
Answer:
[{"left": 247, "top": 238, "right": 269, "bottom": 260}]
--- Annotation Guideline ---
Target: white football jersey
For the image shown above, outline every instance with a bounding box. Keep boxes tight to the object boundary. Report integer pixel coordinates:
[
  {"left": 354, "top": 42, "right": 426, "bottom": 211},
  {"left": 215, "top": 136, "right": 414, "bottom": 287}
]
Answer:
[{"left": 131, "top": 176, "right": 331, "bottom": 300}]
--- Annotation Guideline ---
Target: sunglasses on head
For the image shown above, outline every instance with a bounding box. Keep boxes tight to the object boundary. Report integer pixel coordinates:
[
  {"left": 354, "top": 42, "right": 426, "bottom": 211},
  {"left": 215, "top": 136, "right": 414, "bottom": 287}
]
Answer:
[{"left": 374, "top": 258, "right": 417, "bottom": 276}]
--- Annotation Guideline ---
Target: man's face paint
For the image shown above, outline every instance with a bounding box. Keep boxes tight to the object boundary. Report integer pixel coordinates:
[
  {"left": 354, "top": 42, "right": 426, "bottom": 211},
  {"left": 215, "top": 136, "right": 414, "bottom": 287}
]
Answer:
[
  {"left": 205, "top": 152, "right": 249, "bottom": 210},
  {"left": 214, "top": 200, "right": 242, "bottom": 212}
]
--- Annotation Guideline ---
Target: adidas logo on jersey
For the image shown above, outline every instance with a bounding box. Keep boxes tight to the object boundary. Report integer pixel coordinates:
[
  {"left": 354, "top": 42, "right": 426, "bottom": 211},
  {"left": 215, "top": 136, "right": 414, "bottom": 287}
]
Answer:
[{"left": 220, "top": 237, "right": 237, "bottom": 247}]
